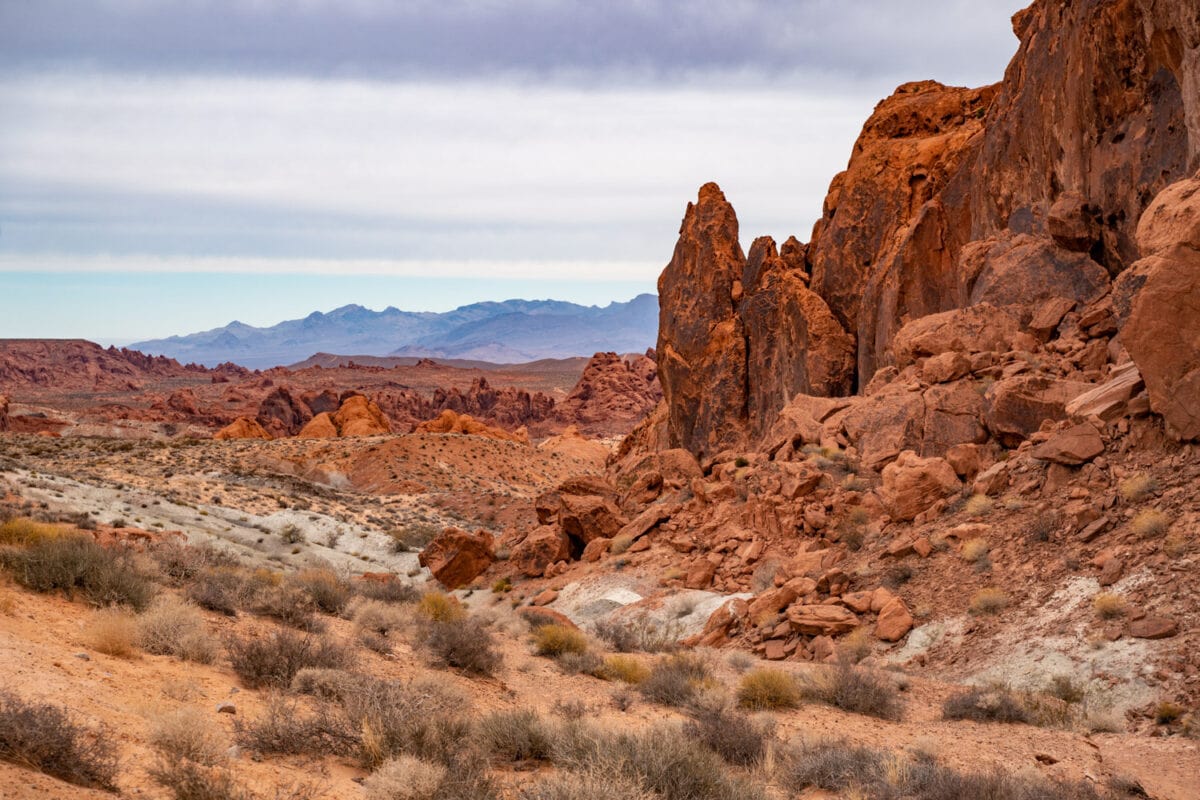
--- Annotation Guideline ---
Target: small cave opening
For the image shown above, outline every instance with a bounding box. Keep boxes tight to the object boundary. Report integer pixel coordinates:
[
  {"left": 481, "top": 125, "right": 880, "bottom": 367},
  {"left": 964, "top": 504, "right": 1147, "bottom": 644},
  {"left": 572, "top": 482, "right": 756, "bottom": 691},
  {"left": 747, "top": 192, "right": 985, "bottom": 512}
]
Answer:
[{"left": 565, "top": 532, "right": 586, "bottom": 560}]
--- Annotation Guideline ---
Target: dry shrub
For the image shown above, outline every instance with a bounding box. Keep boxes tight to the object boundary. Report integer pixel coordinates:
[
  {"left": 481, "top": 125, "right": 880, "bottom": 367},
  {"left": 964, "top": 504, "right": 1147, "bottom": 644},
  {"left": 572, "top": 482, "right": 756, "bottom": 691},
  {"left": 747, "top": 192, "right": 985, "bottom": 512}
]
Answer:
[
  {"left": 533, "top": 623, "right": 588, "bottom": 657},
  {"left": 1163, "top": 532, "right": 1189, "bottom": 557},
  {"left": 779, "top": 738, "right": 884, "bottom": 792},
  {"left": 340, "top": 675, "right": 470, "bottom": 768},
  {"left": 0, "top": 517, "right": 70, "bottom": 546},
  {"left": 147, "top": 540, "right": 237, "bottom": 585},
  {"left": 964, "top": 494, "right": 994, "bottom": 517},
  {"left": 86, "top": 607, "right": 138, "bottom": 657},
  {"left": 185, "top": 568, "right": 253, "bottom": 616},
  {"left": 289, "top": 568, "right": 353, "bottom": 615},
  {"left": 387, "top": 523, "right": 440, "bottom": 553},
  {"left": 363, "top": 755, "right": 446, "bottom": 800},
  {"left": 969, "top": 587, "right": 1009, "bottom": 615},
  {"left": 593, "top": 612, "right": 680, "bottom": 653},
  {"left": 1093, "top": 592, "right": 1127, "bottom": 619},
  {"left": 417, "top": 592, "right": 465, "bottom": 623},
  {"left": 608, "top": 533, "right": 635, "bottom": 555},
  {"left": 1, "top": 534, "right": 157, "bottom": 610},
  {"left": 1154, "top": 701, "right": 1184, "bottom": 724},
  {"left": 960, "top": 537, "right": 990, "bottom": 562},
  {"left": 555, "top": 650, "right": 604, "bottom": 677},
  {"left": 419, "top": 617, "right": 501, "bottom": 676},
  {"left": 837, "top": 627, "right": 873, "bottom": 664},
  {"left": 252, "top": 583, "right": 323, "bottom": 632},
  {"left": 478, "top": 709, "right": 553, "bottom": 762},
  {"left": 737, "top": 668, "right": 801, "bottom": 710},
  {"left": 600, "top": 654, "right": 650, "bottom": 684},
  {"left": 1131, "top": 510, "right": 1170, "bottom": 538},
  {"left": 148, "top": 707, "right": 227, "bottom": 766},
  {"left": 226, "top": 629, "right": 353, "bottom": 689},
  {"left": 802, "top": 663, "right": 902, "bottom": 720},
  {"left": 684, "top": 705, "right": 770, "bottom": 766},
  {"left": 942, "top": 686, "right": 1030, "bottom": 724},
  {"left": 291, "top": 667, "right": 372, "bottom": 701},
  {"left": 138, "top": 597, "right": 216, "bottom": 663},
  {"left": 235, "top": 694, "right": 355, "bottom": 757},
  {"left": 0, "top": 690, "right": 118, "bottom": 790},
  {"left": 518, "top": 768, "right": 654, "bottom": 800},
  {"left": 639, "top": 652, "right": 711, "bottom": 707},
  {"left": 1119, "top": 473, "right": 1158, "bottom": 502},
  {"left": 726, "top": 651, "right": 756, "bottom": 672},
  {"left": 148, "top": 757, "right": 252, "bottom": 800},
  {"left": 356, "top": 578, "right": 419, "bottom": 605},
  {"left": 352, "top": 599, "right": 409, "bottom": 636}
]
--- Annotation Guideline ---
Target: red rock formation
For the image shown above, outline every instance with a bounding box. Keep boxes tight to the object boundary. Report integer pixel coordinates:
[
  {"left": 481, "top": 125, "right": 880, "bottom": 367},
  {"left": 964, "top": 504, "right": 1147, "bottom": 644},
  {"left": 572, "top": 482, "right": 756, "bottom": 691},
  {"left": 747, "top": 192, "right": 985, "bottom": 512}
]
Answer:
[
  {"left": 553, "top": 351, "right": 661, "bottom": 435},
  {"left": 255, "top": 387, "right": 313, "bottom": 438},
  {"left": 415, "top": 409, "right": 526, "bottom": 443},
  {"left": 0, "top": 394, "right": 8, "bottom": 432},
  {"left": 214, "top": 417, "right": 273, "bottom": 440},
  {"left": 419, "top": 527, "right": 495, "bottom": 589}
]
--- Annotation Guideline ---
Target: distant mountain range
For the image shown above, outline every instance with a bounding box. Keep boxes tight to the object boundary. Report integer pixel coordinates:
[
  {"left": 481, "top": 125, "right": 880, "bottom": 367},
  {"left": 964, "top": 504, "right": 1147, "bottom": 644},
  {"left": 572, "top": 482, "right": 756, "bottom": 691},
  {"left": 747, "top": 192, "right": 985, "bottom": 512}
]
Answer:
[{"left": 130, "top": 294, "right": 659, "bottom": 369}]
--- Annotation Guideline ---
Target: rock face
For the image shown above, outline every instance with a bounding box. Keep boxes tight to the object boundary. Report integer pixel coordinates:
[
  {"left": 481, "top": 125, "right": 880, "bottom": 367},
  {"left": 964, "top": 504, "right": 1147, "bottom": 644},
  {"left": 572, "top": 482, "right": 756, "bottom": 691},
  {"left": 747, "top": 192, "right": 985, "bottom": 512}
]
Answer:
[
  {"left": 0, "top": 395, "right": 8, "bottom": 432},
  {"left": 256, "top": 387, "right": 312, "bottom": 438},
  {"left": 213, "top": 417, "right": 273, "bottom": 441},
  {"left": 1115, "top": 171, "right": 1200, "bottom": 440},
  {"left": 554, "top": 351, "right": 662, "bottom": 436},
  {"left": 880, "top": 451, "right": 962, "bottom": 521},
  {"left": 296, "top": 394, "right": 391, "bottom": 438},
  {"left": 657, "top": 184, "right": 854, "bottom": 459},
  {"left": 418, "top": 527, "right": 495, "bottom": 589}
]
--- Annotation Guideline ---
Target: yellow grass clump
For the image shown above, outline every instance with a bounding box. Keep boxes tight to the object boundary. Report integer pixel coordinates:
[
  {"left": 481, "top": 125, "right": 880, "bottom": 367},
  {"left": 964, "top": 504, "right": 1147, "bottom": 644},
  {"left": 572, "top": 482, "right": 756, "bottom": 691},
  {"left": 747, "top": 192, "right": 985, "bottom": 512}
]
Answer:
[{"left": 737, "top": 668, "right": 801, "bottom": 710}]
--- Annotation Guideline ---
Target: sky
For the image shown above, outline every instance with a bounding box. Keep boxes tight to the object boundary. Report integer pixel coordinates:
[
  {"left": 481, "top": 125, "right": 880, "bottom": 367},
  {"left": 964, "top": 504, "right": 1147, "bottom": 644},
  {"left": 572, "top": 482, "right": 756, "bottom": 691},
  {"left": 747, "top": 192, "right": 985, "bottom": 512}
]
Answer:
[{"left": 0, "top": 0, "right": 1028, "bottom": 343}]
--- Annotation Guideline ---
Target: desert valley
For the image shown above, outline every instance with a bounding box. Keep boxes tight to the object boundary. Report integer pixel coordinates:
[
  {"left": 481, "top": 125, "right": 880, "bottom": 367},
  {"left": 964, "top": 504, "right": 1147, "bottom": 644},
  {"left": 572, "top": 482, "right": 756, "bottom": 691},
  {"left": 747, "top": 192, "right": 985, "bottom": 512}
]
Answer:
[{"left": 1, "top": 1, "right": 1199, "bottom": 799}]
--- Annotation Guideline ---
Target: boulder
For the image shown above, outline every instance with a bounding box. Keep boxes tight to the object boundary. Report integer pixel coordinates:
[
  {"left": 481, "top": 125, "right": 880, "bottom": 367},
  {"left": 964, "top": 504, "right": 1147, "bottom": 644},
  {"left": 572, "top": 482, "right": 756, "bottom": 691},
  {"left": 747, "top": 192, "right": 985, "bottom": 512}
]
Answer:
[
  {"left": 892, "top": 304, "right": 1019, "bottom": 368},
  {"left": 1114, "top": 172, "right": 1200, "bottom": 440},
  {"left": 1030, "top": 423, "right": 1104, "bottom": 465},
  {"left": 1048, "top": 192, "right": 1099, "bottom": 252},
  {"left": 559, "top": 495, "right": 626, "bottom": 545},
  {"left": 984, "top": 375, "right": 1092, "bottom": 446},
  {"left": 874, "top": 597, "right": 914, "bottom": 642},
  {"left": 776, "top": 461, "right": 826, "bottom": 499},
  {"left": 214, "top": 417, "right": 273, "bottom": 441},
  {"left": 880, "top": 451, "right": 962, "bottom": 521},
  {"left": 256, "top": 387, "right": 312, "bottom": 438},
  {"left": 1065, "top": 362, "right": 1145, "bottom": 422},
  {"left": 841, "top": 386, "right": 925, "bottom": 471},
  {"left": 510, "top": 526, "right": 572, "bottom": 577},
  {"left": 418, "top": 527, "right": 495, "bottom": 589},
  {"left": 962, "top": 232, "right": 1110, "bottom": 309},
  {"left": 1128, "top": 616, "right": 1179, "bottom": 640},
  {"left": 786, "top": 604, "right": 860, "bottom": 636},
  {"left": 922, "top": 380, "right": 987, "bottom": 457},
  {"left": 333, "top": 395, "right": 392, "bottom": 437},
  {"left": 684, "top": 560, "right": 718, "bottom": 590},
  {"left": 921, "top": 351, "right": 971, "bottom": 384},
  {"left": 1028, "top": 297, "right": 1077, "bottom": 341}
]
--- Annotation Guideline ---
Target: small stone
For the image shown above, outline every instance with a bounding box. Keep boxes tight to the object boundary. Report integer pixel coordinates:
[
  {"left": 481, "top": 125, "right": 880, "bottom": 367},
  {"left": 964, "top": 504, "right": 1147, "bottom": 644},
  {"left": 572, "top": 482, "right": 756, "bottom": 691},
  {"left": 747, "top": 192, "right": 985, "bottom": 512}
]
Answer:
[
  {"left": 1128, "top": 617, "right": 1178, "bottom": 640},
  {"left": 217, "top": 703, "right": 237, "bottom": 715},
  {"left": 74, "top": 653, "right": 91, "bottom": 661}
]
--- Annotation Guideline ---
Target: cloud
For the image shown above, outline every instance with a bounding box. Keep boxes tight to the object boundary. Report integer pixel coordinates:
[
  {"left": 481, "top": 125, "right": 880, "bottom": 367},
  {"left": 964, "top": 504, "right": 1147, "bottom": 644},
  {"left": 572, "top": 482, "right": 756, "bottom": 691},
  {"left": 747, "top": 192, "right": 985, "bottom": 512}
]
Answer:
[{"left": 0, "top": 1, "right": 1024, "bottom": 86}]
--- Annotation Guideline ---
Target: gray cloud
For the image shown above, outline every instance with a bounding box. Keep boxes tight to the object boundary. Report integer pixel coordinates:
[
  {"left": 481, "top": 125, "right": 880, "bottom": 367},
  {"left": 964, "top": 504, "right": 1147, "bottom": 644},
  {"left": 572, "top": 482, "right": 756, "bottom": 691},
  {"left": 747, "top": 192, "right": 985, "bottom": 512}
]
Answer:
[{"left": 1, "top": 0, "right": 1024, "bottom": 86}]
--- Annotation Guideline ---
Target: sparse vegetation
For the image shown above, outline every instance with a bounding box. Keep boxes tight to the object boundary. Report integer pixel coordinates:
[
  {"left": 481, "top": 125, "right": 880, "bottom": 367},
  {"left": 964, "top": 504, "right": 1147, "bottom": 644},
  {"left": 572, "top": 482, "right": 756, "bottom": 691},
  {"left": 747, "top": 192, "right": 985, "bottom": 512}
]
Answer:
[
  {"left": 363, "top": 755, "right": 446, "bottom": 800},
  {"left": 1, "top": 533, "right": 157, "bottom": 609},
  {"left": 599, "top": 654, "right": 650, "bottom": 684},
  {"left": 138, "top": 597, "right": 217, "bottom": 663},
  {"left": 86, "top": 607, "right": 139, "bottom": 657},
  {"left": 801, "top": 663, "right": 902, "bottom": 720},
  {"left": 416, "top": 591, "right": 466, "bottom": 623},
  {"left": 533, "top": 623, "right": 589, "bottom": 657},
  {"left": 1093, "top": 592, "right": 1127, "bottom": 619},
  {"left": 593, "top": 612, "right": 680, "bottom": 653},
  {"left": 148, "top": 707, "right": 227, "bottom": 766},
  {"left": 960, "top": 537, "right": 990, "bottom": 563},
  {"left": 969, "top": 587, "right": 1009, "bottom": 615},
  {"left": 479, "top": 709, "right": 553, "bottom": 762},
  {"left": 1119, "top": 473, "right": 1159, "bottom": 502},
  {"left": 226, "top": 629, "right": 352, "bottom": 689},
  {"left": 943, "top": 686, "right": 1030, "bottom": 723},
  {"left": 0, "top": 690, "right": 119, "bottom": 790},
  {"left": 1131, "top": 509, "right": 1170, "bottom": 537},
  {"left": 964, "top": 494, "right": 994, "bottom": 517},
  {"left": 290, "top": 567, "right": 353, "bottom": 614},
  {"left": 419, "top": 616, "right": 502, "bottom": 676},
  {"left": 684, "top": 705, "right": 770, "bottom": 766},
  {"left": 639, "top": 652, "right": 711, "bottom": 707}
]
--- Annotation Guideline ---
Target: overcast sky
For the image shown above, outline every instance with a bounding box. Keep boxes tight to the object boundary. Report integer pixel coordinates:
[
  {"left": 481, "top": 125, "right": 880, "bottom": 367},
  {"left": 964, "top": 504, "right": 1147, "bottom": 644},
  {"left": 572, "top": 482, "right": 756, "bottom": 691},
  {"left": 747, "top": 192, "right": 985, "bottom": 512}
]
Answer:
[{"left": 0, "top": 0, "right": 1027, "bottom": 342}]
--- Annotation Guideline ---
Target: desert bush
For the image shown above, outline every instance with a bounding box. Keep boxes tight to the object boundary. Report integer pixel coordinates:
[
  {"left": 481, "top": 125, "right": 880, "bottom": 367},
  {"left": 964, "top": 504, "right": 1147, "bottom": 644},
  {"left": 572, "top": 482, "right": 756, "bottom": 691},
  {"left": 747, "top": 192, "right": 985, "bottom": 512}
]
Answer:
[
  {"left": 943, "top": 686, "right": 1030, "bottom": 723},
  {"left": 726, "top": 650, "right": 756, "bottom": 672},
  {"left": 1046, "top": 674, "right": 1087, "bottom": 705},
  {"left": 1119, "top": 473, "right": 1159, "bottom": 502},
  {"left": 964, "top": 494, "right": 994, "bottom": 517},
  {"left": 779, "top": 738, "right": 884, "bottom": 792},
  {"left": 363, "top": 755, "right": 446, "bottom": 800},
  {"left": 138, "top": 597, "right": 216, "bottom": 663},
  {"left": 291, "top": 667, "right": 372, "bottom": 701},
  {"left": 608, "top": 533, "right": 635, "bottom": 555},
  {"left": 252, "top": 583, "right": 322, "bottom": 632},
  {"left": 419, "top": 617, "right": 501, "bottom": 676},
  {"left": 1, "top": 534, "right": 156, "bottom": 609},
  {"left": 593, "top": 612, "right": 680, "bottom": 653},
  {"left": 533, "top": 623, "right": 588, "bottom": 657},
  {"left": 352, "top": 599, "right": 409, "bottom": 636},
  {"left": 1093, "top": 592, "right": 1127, "bottom": 619},
  {"left": 518, "top": 768, "right": 654, "bottom": 800},
  {"left": 235, "top": 694, "right": 355, "bottom": 757},
  {"left": 837, "top": 627, "right": 873, "bottom": 664},
  {"left": 0, "top": 517, "right": 69, "bottom": 546},
  {"left": 356, "top": 578, "right": 420, "bottom": 605},
  {"left": 1131, "top": 509, "right": 1170, "bottom": 538},
  {"left": 599, "top": 654, "right": 650, "bottom": 684},
  {"left": 802, "top": 663, "right": 902, "bottom": 720},
  {"left": 340, "top": 676, "right": 470, "bottom": 768},
  {"left": 603, "top": 723, "right": 765, "bottom": 800},
  {"left": 1154, "top": 701, "right": 1184, "bottom": 724},
  {"left": 226, "top": 629, "right": 352, "bottom": 689},
  {"left": 417, "top": 591, "right": 466, "bottom": 623},
  {"left": 969, "top": 587, "right": 1009, "bottom": 615},
  {"left": 960, "top": 537, "right": 990, "bottom": 562},
  {"left": 148, "top": 707, "right": 227, "bottom": 766},
  {"left": 185, "top": 568, "right": 253, "bottom": 616},
  {"left": 639, "top": 652, "right": 711, "bottom": 707},
  {"left": 0, "top": 690, "right": 118, "bottom": 790},
  {"left": 148, "top": 756, "right": 252, "bottom": 800},
  {"left": 278, "top": 524, "right": 306, "bottom": 545},
  {"left": 479, "top": 709, "right": 553, "bottom": 762},
  {"left": 555, "top": 649, "right": 604, "bottom": 677},
  {"left": 684, "top": 705, "right": 769, "bottom": 766},
  {"left": 386, "top": 523, "right": 440, "bottom": 553},
  {"left": 290, "top": 568, "right": 353, "bottom": 615},
  {"left": 86, "top": 607, "right": 138, "bottom": 657},
  {"left": 147, "top": 540, "right": 237, "bottom": 585},
  {"left": 737, "top": 668, "right": 801, "bottom": 710}
]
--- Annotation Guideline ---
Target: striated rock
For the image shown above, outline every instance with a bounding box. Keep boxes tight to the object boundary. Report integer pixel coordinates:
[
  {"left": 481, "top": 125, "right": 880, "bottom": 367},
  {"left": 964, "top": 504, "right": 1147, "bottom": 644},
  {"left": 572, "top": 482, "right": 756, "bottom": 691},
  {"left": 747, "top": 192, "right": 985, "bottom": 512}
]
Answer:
[
  {"left": 333, "top": 395, "right": 392, "bottom": 437},
  {"left": 875, "top": 597, "right": 914, "bottom": 642},
  {"left": 786, "top": 604, "right": 860, "bottom": 637},
  {"left": 880, "top": 451, "right": 962, "bottom": 521},
  {"left": 1030, "top": 423, "right": 1104, "bottom": 465},
  {"left": 984, "top": 375, "right": 1092, "bottom": 446},
  {"left": 416, "top": 409, "right": 523, "bottom": 442},
  {"left": 1115, "top": 172, "right": 1200, "bottom": 440},
  {"left": 214, "top": 417, "right": 273, "bottom": 441},
  {"left": 657, "top": 185, "right": 853, "bottom": 459},
  {"left": 1065, "top": 362, "right": 1144, "bottom": 422},
  {"left": 418, "top": 527, "right": 495, "bottom": 589},
  {"left": 511, "top": 526, "right": 572, "bottom": 577}
]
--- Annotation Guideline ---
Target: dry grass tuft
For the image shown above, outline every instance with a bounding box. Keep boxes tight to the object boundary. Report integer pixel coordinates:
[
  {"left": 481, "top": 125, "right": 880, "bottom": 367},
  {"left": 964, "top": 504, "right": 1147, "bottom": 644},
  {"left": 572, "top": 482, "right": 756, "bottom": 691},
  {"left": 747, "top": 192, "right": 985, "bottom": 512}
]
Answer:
[
  {"left": 1093, "top": 592, "right": 1127, "bottom": 619},
  {"left": 639, "top": 653, "right": 712, "bottom": 707},
  {"left": 964, "top": 494, "right": 994, "bottom": 517},
  {"left": 943, "top": 686, "right": 1029, "bottom": 723},
  {"left": 960, "top": 537, "right": 990, "bottom": 562},
  {"left": 600, "top": 654, "right": 650, "bottom": 684},
  {"left": 86, "top": 607, "right": 139, "bottom": 658},
  {"left": 363, "top": 755, "right": 446, "bottom": 800},
  {"left": 1131, "top": 509, "right": 1170, "bottom": 538},
  {"left": 1119, "top": 473, "right": 1159, "bottom": 502},
  {"left": 801, "top": 663, "right": 903, "bottom": 720},
  {"left": 736, "top": 668, "right": 801, "bottom": 710},
  {"left": 533, "top": 624, "right": 589, "bottom": 657},
  {"left": 0, "top": 517, "right": 71, "bottom": 547},
  {"left": 148, "top": 707, "right": 227, "bottom": 766},
  {"left": 138, "top": 597, "right": 216, "bottom": 663},
  {"left": 416, "top": 591, "right": 466, "bottom": 623},
  {"left": 969, "top": 587, "right": 1009, "bottom": 615}
]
